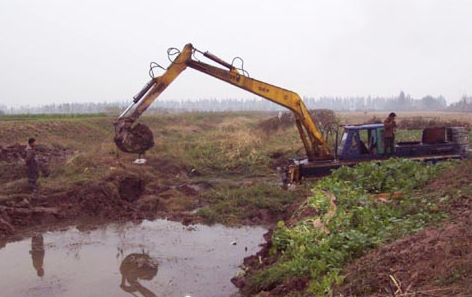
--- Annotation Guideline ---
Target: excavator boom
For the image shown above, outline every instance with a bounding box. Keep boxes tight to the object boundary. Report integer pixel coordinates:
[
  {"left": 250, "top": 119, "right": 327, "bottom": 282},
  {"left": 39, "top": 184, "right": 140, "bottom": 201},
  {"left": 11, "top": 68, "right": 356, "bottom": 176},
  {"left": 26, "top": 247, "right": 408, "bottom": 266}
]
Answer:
[{"left": 114, "top": 43, "right": 332, "bottom": 160}]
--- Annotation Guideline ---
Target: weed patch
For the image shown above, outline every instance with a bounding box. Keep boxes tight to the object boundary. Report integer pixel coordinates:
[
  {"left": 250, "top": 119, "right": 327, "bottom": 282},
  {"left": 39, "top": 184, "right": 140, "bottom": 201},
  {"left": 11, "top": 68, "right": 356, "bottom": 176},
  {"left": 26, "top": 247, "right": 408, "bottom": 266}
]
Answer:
[{"left": 196, "top": 183, "right": 300, "bottom": 226}]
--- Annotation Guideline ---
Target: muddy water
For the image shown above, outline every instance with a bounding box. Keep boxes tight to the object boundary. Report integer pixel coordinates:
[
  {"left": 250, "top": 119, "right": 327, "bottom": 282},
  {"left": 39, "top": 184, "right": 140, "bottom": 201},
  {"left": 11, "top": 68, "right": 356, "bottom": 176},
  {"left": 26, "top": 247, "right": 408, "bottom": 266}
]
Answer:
[{"left": 0, "top": 220, "right": 266, "bottom": 297}]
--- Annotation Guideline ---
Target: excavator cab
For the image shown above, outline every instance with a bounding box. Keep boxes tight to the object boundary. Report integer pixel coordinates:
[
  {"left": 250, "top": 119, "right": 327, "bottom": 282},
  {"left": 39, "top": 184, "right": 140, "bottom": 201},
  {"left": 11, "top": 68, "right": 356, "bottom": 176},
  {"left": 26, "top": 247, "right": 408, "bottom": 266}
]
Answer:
[{"left": 337, "top": 124, "right": 385, "bottom": 160}]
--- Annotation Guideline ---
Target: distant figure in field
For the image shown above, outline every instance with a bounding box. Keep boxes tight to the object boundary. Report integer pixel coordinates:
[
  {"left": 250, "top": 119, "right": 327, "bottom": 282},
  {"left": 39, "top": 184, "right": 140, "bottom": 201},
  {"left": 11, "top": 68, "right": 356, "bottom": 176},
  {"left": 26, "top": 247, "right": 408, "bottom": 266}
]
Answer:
[
  {"left": 383, "top": 112, "right": 397, "bottom": 158},
  {"left": 25, "top": 137, "right": 39, "bottom": 192}
]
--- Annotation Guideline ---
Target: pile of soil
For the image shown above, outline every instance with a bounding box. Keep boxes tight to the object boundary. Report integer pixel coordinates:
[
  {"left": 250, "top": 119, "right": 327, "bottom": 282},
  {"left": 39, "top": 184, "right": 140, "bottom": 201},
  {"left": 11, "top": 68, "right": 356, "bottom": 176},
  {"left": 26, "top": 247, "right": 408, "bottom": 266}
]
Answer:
[
  {"left": 338, "top": 214, "right": 472, "bottom": 296},
  {"left": 0, "top": 144, "right": 27, "bottom": 162},
  {"left": 0, "top": 144, "right": 74, "bottom": 183},
  {"left": 0, "top": 143, "right": 74, "bottom": 163},
  {"left": 0, "top": 165, "right": 187, "bottom": 240},
  {"left": 259, "top": 109, "right": 338, "bottom": 135},
  {"left": 398, "top": 117, "right": 471, "bottom": 131},
  {"left": 0, "top": 143, "right": 73, "bottom": 163},
  {"left": 0, "top": 172, "right": 151, "bottom": 239},
  {"left": 363, "top": 115, "right": 472, "bottom": 131}
]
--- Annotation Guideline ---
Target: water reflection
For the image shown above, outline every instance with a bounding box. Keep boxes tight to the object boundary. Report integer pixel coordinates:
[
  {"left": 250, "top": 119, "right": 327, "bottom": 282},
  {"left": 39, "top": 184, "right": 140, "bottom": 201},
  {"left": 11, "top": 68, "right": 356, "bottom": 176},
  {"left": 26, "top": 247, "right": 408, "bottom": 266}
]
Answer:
[
  {"left": 120, "top": 253, "right": 159, "bottom": 297},
  {"left": 30, "top": 234, "right": 45, "bottom": 277},
  {"left": 0, "top": 220, "right": 266, "bottom": 297}
]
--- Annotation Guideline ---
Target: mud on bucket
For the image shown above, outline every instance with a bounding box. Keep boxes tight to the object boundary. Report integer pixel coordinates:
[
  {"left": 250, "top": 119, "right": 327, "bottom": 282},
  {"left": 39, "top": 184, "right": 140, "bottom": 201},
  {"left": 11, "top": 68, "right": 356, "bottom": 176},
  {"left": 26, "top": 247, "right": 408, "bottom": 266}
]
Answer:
[{"left": 114, "top": 123, "right": 155, "bottom": 154}]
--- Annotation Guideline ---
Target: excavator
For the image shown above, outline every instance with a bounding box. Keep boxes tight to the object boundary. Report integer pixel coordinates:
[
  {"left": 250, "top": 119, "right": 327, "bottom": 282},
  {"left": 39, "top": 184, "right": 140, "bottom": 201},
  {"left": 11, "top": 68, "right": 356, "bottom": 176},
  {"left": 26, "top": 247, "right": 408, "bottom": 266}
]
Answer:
[{"left": 114, "top": 43, "right": 469, "bottom": 183}]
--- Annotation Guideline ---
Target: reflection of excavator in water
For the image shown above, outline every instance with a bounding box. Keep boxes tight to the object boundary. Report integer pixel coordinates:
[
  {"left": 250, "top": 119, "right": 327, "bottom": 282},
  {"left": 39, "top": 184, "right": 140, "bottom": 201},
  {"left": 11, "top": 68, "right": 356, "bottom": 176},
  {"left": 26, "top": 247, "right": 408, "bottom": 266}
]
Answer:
[
  {"left": 120, "top": 253, "right": 159, "bottom": 297},
  {"left": 114, "top": 44, "right": 469, "bottom": 183}
]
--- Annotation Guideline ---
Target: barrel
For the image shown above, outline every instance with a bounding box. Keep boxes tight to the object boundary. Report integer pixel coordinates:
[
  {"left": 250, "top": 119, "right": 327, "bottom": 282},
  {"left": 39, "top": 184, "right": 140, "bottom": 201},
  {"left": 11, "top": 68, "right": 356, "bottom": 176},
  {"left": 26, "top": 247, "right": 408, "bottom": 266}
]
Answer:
[{"left": 448, "top": 127, "right": 469, "bottom": 145}]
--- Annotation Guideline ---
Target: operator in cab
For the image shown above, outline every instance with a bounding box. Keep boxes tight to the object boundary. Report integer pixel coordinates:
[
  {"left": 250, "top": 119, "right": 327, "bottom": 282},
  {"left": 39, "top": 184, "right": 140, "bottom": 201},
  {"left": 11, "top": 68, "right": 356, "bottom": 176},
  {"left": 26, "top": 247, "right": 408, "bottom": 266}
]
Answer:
[{"left": 383, "top": 112, "right": 397, "bottom": 158}]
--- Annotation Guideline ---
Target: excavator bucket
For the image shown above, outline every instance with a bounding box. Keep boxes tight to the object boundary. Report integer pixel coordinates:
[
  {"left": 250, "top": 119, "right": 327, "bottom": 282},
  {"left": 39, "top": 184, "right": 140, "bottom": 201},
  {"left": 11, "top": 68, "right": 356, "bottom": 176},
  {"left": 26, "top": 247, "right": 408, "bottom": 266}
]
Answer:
[{"left": 114, "top": 121, "right": 154, "bottom": 154}]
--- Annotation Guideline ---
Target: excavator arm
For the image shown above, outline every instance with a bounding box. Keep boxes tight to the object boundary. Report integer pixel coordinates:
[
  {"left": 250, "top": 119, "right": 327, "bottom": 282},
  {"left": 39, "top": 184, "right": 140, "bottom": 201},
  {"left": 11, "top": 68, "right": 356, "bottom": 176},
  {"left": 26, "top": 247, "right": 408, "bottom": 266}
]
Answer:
[
  {"left": 114, "top": 43, "right": 332, "bottom": 160},
  {"left": 113, "top": 45, "right": 193, "bottom": 154}
]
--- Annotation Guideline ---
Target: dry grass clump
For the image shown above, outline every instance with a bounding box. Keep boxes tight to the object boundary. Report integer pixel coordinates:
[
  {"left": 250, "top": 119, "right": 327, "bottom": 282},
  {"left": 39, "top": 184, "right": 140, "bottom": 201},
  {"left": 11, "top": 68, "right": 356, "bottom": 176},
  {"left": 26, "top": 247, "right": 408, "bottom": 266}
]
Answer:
[{"left": 398, "top": 117, "right": 471, "bottom": 130}]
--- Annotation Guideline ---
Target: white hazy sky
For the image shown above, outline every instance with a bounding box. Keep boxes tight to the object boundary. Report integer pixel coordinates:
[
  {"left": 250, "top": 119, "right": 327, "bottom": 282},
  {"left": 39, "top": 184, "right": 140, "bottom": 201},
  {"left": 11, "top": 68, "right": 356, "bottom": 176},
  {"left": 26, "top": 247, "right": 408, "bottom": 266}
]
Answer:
[{"left": 1, "top": 0, "right": 471, "bottom": 108}]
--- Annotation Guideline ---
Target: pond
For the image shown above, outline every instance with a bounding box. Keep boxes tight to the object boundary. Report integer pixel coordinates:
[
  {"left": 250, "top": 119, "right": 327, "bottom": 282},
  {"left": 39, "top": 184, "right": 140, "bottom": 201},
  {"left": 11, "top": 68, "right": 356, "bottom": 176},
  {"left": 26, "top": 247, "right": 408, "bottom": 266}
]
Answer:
[{"left": 0, "top": 220, "right": 266, "bottom": 297}]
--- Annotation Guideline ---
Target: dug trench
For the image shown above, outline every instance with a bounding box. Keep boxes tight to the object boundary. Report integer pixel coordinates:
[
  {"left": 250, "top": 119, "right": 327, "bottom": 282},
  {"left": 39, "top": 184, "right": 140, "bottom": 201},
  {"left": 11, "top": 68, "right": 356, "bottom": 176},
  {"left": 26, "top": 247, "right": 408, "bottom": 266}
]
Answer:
[{"left": 0, "top": 140, "right": 308, "bottom": 242}]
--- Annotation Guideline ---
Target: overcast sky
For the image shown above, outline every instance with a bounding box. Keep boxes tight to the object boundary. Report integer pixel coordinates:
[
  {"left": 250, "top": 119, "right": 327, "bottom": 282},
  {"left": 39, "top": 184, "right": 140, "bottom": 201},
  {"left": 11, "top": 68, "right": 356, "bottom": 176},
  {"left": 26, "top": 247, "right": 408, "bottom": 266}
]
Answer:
[{"left": 1, "top": 0, "right": 471, "bottom": 108}]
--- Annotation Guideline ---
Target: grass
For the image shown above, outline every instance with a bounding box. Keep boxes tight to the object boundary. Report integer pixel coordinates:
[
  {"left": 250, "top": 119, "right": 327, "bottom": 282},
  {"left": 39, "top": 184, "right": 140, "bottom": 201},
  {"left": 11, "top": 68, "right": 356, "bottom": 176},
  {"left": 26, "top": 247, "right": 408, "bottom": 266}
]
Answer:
[{"left": 196, "top": 183, "right": 303, "bottom": 225}]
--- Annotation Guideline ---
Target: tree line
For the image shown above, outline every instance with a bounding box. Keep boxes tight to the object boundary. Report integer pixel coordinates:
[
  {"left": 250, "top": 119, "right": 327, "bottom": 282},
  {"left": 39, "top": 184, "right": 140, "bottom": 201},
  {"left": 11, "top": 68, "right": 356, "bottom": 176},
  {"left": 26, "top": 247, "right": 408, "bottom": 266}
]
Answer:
[{"left": 1, "top": 92, "right": 471, "bottom": 115}]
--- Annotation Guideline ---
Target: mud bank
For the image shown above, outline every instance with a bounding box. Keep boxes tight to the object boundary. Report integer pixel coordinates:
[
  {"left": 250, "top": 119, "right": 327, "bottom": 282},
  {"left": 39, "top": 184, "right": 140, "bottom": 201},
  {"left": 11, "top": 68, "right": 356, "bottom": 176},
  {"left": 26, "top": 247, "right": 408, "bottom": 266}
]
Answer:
[
  {"left": 0, "top": 143, "right": 209, "bottom": 240},
  {"left": 0, "top": 142, "right": 296, "bottom": 241}
]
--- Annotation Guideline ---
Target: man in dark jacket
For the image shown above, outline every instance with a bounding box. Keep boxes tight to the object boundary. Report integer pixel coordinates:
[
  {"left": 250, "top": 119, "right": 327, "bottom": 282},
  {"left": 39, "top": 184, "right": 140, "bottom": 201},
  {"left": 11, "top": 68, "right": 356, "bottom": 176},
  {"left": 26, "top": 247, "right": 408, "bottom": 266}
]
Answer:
[
  {"left": 25, "top": 137, "right": 39, "bottom": 191},
  {"left": 383, "top": 113, "right": 397, "bottom": 157}
]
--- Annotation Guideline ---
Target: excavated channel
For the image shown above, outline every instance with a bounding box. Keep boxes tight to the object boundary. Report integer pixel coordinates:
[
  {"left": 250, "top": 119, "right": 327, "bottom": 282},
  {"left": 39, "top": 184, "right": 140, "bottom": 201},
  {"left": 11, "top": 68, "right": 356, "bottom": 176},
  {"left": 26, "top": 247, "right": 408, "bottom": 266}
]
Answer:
[{"left": 0, "top": 219, "right": 266, "bottom": 297}]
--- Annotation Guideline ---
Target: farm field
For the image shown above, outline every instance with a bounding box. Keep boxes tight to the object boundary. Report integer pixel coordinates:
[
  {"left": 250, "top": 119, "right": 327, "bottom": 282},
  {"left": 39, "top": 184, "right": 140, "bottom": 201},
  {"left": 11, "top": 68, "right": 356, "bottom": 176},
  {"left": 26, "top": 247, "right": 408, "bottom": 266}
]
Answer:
[{"left": 0, "top": 111, "right": 471, "bottom": 296}]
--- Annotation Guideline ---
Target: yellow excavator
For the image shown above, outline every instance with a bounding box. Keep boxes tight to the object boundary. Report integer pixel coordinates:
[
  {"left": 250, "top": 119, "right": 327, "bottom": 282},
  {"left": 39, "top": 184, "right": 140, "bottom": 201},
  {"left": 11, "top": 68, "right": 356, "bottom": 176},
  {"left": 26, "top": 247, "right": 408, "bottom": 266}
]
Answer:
[
  {"left": 114, "top": 44, "right": 468, "bottom": 182},
  {"left": 114, "top": 43, "right": 333, "bottom": 164}
]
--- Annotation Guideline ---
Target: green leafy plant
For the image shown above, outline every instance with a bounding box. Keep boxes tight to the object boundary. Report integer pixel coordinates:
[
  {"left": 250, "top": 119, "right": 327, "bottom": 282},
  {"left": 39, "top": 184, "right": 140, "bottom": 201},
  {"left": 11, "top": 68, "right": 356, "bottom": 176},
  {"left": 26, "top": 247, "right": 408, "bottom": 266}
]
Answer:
[{"left": 248, "top": 159, "right": 454, "bottom": 296}]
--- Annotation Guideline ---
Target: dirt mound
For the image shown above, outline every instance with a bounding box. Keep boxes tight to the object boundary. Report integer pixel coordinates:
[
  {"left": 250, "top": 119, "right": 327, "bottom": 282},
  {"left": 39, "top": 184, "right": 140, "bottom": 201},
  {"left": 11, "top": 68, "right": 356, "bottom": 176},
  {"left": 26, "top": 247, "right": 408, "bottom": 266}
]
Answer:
[
  {"left": 0, "top": 171, "right": 149, "bottom": 239},
  {"left": 338, "top": 213, "right": 472, "bottom": 296},
  {"left": 0, "top": 168, "right": 212, "bottom": 240},
  {"left": 0, "top": 144, "right": 27, "bottom": 162},
  {"left": 118, "top": 175, "right": 146, "bottom": 202},
  {"left": 398, "top": 117, "right": 471, "bottom": 130},
  {"left": 426, "top": 160, "right": 472, "bottom": 199},
  {"left": 362, "top": 115, "right": 472, "bottom": 131},
  {"left": 259, "top": 109, "right": 338, "bottom": 134},
  {"left": 0, "top": 143, "right": 73, "bottom": 163},
  {"left": 0, "top": 144, "right": 74, "bottom": 183}
]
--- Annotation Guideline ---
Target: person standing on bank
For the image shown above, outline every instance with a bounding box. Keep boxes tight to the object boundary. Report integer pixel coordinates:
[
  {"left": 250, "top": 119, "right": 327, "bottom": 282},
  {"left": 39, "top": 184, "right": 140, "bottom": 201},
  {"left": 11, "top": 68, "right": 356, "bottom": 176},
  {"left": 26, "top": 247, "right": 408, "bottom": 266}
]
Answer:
[
  {"left": 383, "top": 113, "right": 397, "bottom": 158},
  {"left": 25, "top": 137, "right": 40, "bottom": 191}
]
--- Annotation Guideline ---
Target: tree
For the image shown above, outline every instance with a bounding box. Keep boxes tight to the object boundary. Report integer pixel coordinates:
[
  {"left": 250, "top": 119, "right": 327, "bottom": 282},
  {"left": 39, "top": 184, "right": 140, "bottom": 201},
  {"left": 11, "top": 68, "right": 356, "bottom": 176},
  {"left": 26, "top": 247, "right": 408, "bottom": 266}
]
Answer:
[{"left": 418, "top": 95, "right": 446, "bottom": 110}]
